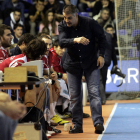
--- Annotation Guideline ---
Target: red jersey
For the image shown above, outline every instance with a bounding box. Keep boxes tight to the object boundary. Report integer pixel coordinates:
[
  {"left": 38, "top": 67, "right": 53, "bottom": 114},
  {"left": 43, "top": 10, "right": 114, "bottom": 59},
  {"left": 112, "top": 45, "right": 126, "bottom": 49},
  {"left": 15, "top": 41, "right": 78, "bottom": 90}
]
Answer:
[
  {"left": 0, "top": 54, "right": 30, "bottom": 72},
  {"left": 0, "top": 46, "right": 9, "bottom": 63},
  {"left": 50, "top": 48, "right": 63, "bottom": 73},
  {"left": 41, "top": 51, "right": 53, "bottom": 71}
]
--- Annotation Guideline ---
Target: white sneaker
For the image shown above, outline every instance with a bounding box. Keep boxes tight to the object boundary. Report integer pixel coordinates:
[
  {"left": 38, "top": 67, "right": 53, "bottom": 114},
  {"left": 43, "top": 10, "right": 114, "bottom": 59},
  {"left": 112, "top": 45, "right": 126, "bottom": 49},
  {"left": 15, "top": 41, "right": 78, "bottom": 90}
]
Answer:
[
  {"left": 46, "top": 133, "right": 51, "bottom": 139},
  {"left": 47, "top": 130, "right": 56, "bottom": 136}
]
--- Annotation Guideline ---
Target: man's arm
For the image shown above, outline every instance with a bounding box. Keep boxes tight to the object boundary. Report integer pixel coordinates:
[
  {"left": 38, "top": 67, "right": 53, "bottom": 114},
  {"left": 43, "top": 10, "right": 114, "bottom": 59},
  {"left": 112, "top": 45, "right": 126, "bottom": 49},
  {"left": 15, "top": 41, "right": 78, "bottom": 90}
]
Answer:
[
  {"left": 29, "top": 13, "right": 39, "bottom": 22},
  {"left": 90, "top": 19, "right": 107, "bottom": 69},
  {"left": 58, "top": 23, "right": 75, "bottom": 48},
  {"left": 111, "top": 40, "right": 118, "bottom": 66},
  {"left": 0, "top": 92, "right": 11, "bottom": 102},
  {"left": 90, "top": 19, "right": 107, "bottom": 57},
  {"left": 119, "top": 10, "right": 132, "bottom": 27},
  {"left": 0, "top": 92, "right": 26, "bottom": 120},
  {"left": 58, "top": 23, "right": 90, "bottom": 48}
]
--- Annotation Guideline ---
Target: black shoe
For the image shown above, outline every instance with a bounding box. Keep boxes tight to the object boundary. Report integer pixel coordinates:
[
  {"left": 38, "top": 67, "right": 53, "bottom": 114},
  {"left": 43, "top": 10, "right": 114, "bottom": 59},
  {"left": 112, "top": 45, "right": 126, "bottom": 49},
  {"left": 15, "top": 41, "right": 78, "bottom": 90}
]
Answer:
[
  {"left": 83, "top": 113, "right": 90, "bottom": 118},
  {"left": 65, "top": 112, "right": 90, "bottom": 118},
  {"left": 95, "top": 123, "right": 104, "bottom": 134},
  {"left": 69, "top": 126, "right": 83, "bottom": 134},
  {"left": 45, "top": 121, "right": 61, "bottom": 133},
  {"left": 102, "top": 100, "right": 106, "bottom": 105}
]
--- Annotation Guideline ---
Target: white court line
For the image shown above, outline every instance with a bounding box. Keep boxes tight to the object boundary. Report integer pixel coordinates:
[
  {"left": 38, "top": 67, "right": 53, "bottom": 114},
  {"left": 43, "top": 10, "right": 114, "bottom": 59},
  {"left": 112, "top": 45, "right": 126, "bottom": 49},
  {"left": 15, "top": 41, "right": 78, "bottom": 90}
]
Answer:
[{"left": 97, "top": 103, "right": 118, "bottom": 140}]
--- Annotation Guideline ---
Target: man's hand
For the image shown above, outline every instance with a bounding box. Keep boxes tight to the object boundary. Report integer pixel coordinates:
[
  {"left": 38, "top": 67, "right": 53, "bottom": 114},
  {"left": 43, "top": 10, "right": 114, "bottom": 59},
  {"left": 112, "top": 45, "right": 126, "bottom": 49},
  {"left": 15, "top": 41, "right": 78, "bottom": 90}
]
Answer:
[
  {"left": 74, "top": 36, "right": 90, "bottom": 45},
  {"left": 97, "top": 56, "right": 104, "bottom": 69},
  {"left": 50, "top": 72, "right": 57, "bottom": 81},
  {"left": 62, "top": 73, "right": 67, "bottom": 84},
  {"left": 4, "top": 101, "right": 27, "bottom": 120},
  {"left": 0, "top": 92, "right": 11, "bottom": 102}
]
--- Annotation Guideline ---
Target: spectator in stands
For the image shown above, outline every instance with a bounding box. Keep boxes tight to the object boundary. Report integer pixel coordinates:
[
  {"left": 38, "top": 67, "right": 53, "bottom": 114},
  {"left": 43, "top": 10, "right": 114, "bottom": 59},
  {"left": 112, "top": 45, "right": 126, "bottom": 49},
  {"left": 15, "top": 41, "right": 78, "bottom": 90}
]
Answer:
[
  {"left": 70, "top": 0, "right": 79, "bottom": 6},
  {"left": 3, "top": 9, "right": 24, "bottom": 31},
  {"left": 39, "top": 9, "right": 59, "bottom": 36},
  {"left": 11, "top": 24, "right": 23, "bottom": 44},
  {"left": 0, "top": 9, "right": 3, "bottom": 24},
  {"left": 1, "top": 0, "right": 25, "bottom": 22},
  {"left": 0, "top": 91, "right": 26, "bottom": 140},
  {"left": 94, "top": 8, "right": 114, "bottom": 30},
  {"left": 0, "top": 24, "right": 13, "bottom": 63},
  {"left": 29, "top": 0, "right": 45, "bottom": 35},
  {"left": 45, "top": 0, "right": 64, "bottom": 21},
  {"left": 78, "top": 0, "right": 98, "bottom": 12},
  {"left": 92, "top": 0, "right": 114, "bottom": 18},
  {"left": 105, "top": 24, "right": 119, "bottom": 55},
  {"left": 58, "top": 0, "right": 78, "bottom": 6},
  {"left": 116, "top": 0, "right": 135, "bottom": 29},
  {"left": 10, "top": 33, "right": 35, "bottom": 56}
]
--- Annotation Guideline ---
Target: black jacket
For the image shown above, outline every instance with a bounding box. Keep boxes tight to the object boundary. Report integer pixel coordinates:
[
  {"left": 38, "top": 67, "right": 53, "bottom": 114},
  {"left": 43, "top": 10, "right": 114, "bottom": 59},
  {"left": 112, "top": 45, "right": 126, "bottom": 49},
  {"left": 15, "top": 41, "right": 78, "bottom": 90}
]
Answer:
[
  {"left": 10, "top": 45, "right": 22, "bottom": 56},
  {"left": 104, "top": 32, "right": 117, "bottom": 67},
  {"left": 58, "top": 16, "right": 107, "bottom": 74}
]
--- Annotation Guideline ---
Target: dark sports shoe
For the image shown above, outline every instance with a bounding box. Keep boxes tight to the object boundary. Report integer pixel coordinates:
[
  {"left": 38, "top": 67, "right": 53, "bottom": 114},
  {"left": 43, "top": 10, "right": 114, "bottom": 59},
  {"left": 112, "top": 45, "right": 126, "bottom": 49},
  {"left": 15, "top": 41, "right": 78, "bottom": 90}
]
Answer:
[
  {"left": 45, "top": 121, "right": 61, "bottom": 133},
  {"left": 69, "top": 126, "right": 83, "bottom": 134},
  {"left": 65, "top": 112, "right": 90, "bottom": 118},
  {"left": 95, "top": 123, "right": 104, "bottom": 134},
  {"left": 83, "top": 113, "right": 90, "bottom": 118}
]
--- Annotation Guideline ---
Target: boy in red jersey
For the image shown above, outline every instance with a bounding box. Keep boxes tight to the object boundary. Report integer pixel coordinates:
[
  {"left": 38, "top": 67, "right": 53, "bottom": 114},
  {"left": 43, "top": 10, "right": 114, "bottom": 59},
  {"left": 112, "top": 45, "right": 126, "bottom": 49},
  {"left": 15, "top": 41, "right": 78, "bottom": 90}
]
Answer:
[{"left": 39, "top": 35, "right": 69, "bottom": 125}]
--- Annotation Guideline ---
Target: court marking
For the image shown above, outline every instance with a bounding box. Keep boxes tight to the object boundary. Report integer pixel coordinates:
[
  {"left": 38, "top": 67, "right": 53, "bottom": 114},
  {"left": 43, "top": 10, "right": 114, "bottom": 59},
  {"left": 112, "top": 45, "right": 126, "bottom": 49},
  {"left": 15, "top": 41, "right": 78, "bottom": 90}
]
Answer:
[{"left": 97, "top": 103, "right": 118, "bottom": 140}]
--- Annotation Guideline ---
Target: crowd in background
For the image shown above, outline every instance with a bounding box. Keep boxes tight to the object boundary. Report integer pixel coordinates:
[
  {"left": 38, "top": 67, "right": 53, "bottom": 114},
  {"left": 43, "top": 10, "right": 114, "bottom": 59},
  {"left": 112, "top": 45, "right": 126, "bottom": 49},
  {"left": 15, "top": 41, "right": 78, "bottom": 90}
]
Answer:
[{"left": 0, "top": 0, "right": 118, "bottom": 50}]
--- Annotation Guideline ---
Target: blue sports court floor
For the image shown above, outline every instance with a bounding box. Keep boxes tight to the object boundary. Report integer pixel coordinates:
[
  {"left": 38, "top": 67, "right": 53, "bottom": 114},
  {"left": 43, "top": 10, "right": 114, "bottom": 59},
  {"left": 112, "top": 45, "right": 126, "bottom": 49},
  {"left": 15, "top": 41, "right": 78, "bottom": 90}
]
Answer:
[{"left": 98, "top": 103, "right": 140, "bottom": 140}]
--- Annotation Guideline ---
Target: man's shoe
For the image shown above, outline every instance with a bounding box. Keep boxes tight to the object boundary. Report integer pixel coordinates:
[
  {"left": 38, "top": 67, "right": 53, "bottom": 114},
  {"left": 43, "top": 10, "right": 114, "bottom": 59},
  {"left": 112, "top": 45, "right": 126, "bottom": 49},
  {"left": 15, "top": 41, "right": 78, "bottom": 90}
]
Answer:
[
  {"left": 65, "top": 112, "right": 90, "bottom": 118},
  {"left": 69, "top": 126, "right": 83, "bottom": 134},
  {"left": 95, "top": 123, "right": 104, "bottom": 134},
  {"left": 83, "top": 113, "right": 90, "bottom": 118},
  {"left": 102, "top": 100, "right": 106, "bottom": 105},
  {"left": 45, "top": 121, "right": 61, "bottom": 133}
]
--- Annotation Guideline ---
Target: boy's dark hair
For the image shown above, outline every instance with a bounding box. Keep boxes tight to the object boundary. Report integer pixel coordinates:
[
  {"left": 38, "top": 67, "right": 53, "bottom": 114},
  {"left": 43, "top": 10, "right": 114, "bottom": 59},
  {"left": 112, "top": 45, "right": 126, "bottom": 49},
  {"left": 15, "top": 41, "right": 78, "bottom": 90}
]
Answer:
[
  {"left": 0, "top": 24, "right": 11, "bottom": 37},
  {"left": 14, "top": 23, "right": 23, "bottom": 30},
  {"left": 42, "top": 27, "right": 49, "bottom": 34},
  {"left": 24, "top": 38, "right": 47, "bottom": 60},
  {"left": 105, "top": 24, "right": 114, "bottom": 30},
  {"left": 36, "top": 0, "right": 45, "bottom": 2},
  {"left": 63, "top": 4, "right": 79, "bottom": 15},
  {"left": 13, "top": 8, "right": 21, "bottom": 13},
  {"left": 38, "top": 34, "right": 51, "bottom": 40},
  {"left": 53, "top": 39, "right": 59, "bottom": 48},
  {"left": 37, "top": 32, "right": 51, "bottom": 39},
  {"left": 17, "top": 33, "right": 35, "bottom": 46},
  {"left": 101, "top": 7, "right": 110, "bottom": 13}
]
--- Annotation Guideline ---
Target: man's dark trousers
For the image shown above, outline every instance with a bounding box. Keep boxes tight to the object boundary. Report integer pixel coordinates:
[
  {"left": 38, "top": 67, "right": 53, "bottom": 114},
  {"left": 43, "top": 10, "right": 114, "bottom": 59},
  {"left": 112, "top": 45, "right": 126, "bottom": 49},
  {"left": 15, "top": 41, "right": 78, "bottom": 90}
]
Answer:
[{"left": 67, "top": 68, "right": 104, "bottom": 128}]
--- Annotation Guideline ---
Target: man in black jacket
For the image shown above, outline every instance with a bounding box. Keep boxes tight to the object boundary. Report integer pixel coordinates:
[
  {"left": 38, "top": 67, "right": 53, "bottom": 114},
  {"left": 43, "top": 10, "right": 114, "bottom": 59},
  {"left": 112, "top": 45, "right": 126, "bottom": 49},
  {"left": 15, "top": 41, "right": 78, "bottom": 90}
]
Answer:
[
  {"left": 59, "top": 4, "right": 107, "bottom": 134},
  {"left": 99, "top": 31, "right": 117, "bottom": 105}
]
